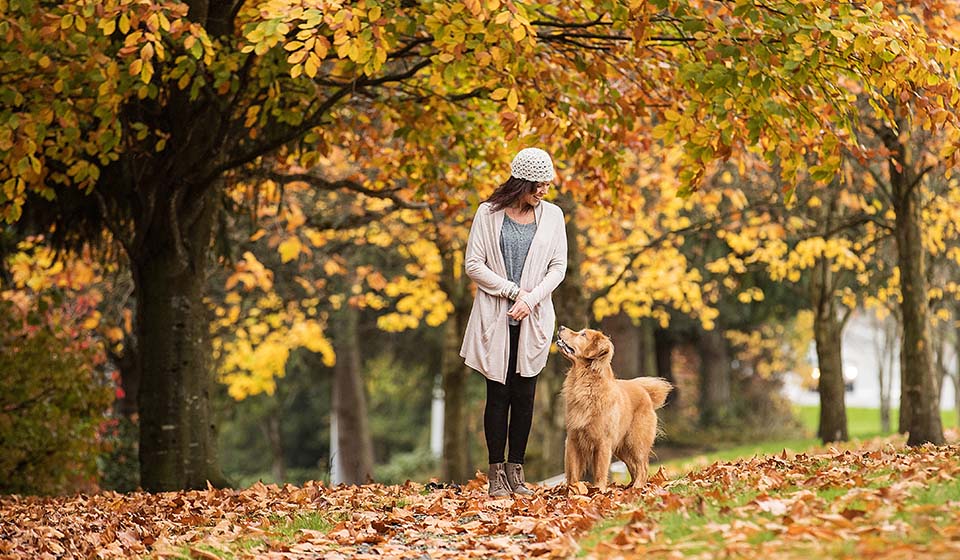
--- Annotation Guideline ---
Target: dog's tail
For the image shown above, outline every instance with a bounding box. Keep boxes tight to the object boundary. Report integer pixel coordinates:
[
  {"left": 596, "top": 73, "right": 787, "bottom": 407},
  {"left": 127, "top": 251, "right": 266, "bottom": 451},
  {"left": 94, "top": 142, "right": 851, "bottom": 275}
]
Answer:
[{"left": 636, "top": 377, "right": 673, "bottom": 409}]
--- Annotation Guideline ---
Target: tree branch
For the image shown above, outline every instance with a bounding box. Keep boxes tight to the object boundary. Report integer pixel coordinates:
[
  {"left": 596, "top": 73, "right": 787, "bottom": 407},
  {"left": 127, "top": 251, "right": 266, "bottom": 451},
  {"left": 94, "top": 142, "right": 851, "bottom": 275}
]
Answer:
[{"left": 258, "top": 171, "right": 428, "bottom": 210}]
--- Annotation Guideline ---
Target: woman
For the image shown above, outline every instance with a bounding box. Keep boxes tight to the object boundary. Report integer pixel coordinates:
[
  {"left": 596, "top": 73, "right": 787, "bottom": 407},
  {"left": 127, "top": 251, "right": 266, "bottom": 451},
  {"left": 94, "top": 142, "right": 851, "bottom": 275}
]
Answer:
[{"left": 460, "top": 147, "right": 568, "bottom": 497}]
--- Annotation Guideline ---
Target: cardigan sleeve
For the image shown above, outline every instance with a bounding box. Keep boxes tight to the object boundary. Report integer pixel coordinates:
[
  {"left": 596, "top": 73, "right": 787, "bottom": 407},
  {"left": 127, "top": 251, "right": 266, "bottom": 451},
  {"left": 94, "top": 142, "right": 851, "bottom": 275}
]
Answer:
[
  {"left": 519, "top": 208, "right": 567, "bottom": 309},
  {"left": 464, "top": 205, "right": 515, "bottom": 297}
]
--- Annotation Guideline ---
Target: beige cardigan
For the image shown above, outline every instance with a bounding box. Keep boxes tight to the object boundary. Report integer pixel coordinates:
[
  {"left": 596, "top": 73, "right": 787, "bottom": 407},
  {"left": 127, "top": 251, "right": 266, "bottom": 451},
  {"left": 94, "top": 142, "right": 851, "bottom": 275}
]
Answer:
[{"left": 460, "top": 200, "right": 567, "bottom": 383}]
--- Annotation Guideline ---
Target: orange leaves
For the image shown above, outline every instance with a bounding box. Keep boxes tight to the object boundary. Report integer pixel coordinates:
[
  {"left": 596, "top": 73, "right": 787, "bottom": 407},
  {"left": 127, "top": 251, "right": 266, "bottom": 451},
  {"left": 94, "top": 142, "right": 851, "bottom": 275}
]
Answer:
[
  {"left": 225, "top": 252, "right": 275, "bottom": 292},
  {"left": 5, "top": 442, "right": 960, "bottom": 557},
  {"left": 594, "top": 440, "right": 960, "bottom": 559},
  {"left": 0, "top": 477, "right": 643, "bottom": 559}
]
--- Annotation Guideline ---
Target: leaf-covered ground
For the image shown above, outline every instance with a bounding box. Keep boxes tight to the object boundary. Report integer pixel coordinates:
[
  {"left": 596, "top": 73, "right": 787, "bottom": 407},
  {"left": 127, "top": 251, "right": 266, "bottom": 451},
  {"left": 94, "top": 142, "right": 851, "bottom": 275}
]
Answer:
[
  {"left": 2, "top": 436, "right": 959, "bottom": 559},
  {"left": 583, "top": 436, "right": 960, "bottom": 559},
  {"left": 0, "top": 475, "right": 636, "bottom": 559}
]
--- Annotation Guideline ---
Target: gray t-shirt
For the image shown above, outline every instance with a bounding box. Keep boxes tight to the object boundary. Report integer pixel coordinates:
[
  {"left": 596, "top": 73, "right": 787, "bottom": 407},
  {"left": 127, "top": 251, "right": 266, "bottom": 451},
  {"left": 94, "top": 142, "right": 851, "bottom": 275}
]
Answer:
[{"left": 500, "top": 213, "right": 537, "bottom": 326}]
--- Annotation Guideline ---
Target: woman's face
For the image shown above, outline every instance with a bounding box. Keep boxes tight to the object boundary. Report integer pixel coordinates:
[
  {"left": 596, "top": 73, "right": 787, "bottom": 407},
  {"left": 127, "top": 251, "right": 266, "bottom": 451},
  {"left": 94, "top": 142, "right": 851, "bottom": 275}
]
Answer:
[{"left": 523, "top": 181, "right": 551, "bottom": 208}]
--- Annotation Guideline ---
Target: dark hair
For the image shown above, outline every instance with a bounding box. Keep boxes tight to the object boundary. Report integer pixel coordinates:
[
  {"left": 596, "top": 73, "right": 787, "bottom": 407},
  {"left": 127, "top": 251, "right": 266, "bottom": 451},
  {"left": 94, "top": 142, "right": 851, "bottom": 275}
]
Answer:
[{"left": 485, "top": 176, "right": 538, "bottom": 212}]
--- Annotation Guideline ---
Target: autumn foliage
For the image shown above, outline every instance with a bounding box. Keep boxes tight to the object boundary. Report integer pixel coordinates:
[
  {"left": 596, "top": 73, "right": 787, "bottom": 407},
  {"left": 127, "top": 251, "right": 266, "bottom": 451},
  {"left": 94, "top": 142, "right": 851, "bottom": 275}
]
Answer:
[
  {"left": 0, "top": 241, "right": 113, "bottom": 495},
  {"left": 2, "top": 435, "right": 958, "bottom": 558}
]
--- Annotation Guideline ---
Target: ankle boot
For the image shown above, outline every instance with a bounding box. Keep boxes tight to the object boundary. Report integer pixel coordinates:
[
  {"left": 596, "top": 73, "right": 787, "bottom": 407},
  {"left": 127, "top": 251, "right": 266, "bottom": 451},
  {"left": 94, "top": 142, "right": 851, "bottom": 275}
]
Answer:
[
  {"left": 487, "top": 463, "right": 511, "bottom": 497},
  {"left": 505, "top": 462, "right": 534, "bottom": 495}
]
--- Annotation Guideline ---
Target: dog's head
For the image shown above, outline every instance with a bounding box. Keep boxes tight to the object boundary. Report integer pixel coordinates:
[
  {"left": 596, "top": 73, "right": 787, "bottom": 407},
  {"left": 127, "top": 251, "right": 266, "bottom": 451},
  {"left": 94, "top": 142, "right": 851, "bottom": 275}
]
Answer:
[{"left": 556, "top": 326, "right": 614, "bottom": 367}]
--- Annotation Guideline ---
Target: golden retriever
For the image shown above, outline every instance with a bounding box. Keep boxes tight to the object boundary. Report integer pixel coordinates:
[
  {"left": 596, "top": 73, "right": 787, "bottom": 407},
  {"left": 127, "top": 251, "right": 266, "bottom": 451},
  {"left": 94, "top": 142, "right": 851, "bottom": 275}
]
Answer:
[{"left": 557, "top": 326, "right": 672, "bottom": 490}]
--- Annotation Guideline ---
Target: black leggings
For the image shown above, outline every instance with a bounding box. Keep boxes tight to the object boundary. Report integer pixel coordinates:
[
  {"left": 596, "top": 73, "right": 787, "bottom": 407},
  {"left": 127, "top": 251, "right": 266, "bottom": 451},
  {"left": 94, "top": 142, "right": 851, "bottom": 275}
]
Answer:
[{"left": 484, "top": 324, "right": 538, "bottom": 464}]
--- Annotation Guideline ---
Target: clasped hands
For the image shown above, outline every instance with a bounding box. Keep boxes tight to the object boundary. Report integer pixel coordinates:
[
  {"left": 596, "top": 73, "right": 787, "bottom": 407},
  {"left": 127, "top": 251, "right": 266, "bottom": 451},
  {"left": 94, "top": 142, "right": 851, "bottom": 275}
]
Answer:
[{"left": 508, "top": 290, "right": 532, "bottom": 321}]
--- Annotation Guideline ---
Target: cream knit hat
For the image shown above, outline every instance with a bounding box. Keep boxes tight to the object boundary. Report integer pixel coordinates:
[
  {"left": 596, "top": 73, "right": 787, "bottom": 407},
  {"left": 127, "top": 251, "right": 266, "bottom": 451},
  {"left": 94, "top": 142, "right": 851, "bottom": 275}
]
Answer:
[{"left": 510, "top": 148, "right": 555, "bottom": 183}]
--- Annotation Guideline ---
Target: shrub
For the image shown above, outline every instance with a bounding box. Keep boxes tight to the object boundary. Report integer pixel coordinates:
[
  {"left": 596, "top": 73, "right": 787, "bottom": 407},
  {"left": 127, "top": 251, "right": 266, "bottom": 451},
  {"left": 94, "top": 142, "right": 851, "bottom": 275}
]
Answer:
[{"left": 0, "top": 299, "right": 113, "bottom": 495}]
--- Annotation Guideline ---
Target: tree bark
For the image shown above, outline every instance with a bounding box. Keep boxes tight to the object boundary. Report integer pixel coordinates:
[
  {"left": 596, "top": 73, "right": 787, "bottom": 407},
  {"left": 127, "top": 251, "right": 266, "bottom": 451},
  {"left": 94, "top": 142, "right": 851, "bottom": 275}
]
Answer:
[
  {"left": 697, "top": 326, "right": 731, "bottom": 426},
  {"left": 811, "top": 260, "right": 848, "bottom": 443},
  {"left": 654, "top": 328, "right": 678, "bottom": 407},
  {"left": 261, "top": 404, "right": 286, "bottom": 483},
  {"left": 438, "top": 232, "right": 472, "bottom": 483},
  {"left": 601, "top": 313, "right": 641, "bottom": 379},
  {"left": 640, "top": 319, "right": 658, "bottom": 378},
  {"left": 135, "top": 191, "right": 228, "bottom": 491},
  {"left": 440, "top": 302, "right": 471, "bottom": 482},
  {"left": 955, "top": 312, "right": 960, "bottom": 429},
  {"left": 874, "top": 313, "right": 897, "bottom": 434},
  {"left": 883, "top": 124, "right": 944, "bottom": 446},
  {"left": 331, "top": 303, "right": 374, "bottom": 484}
]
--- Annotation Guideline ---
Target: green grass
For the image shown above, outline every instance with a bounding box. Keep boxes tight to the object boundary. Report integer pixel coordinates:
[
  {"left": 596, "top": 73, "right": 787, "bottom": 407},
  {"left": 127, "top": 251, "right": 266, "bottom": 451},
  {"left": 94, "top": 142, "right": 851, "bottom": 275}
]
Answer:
[
  {"left": 163, "top": 511, "right": 340, "bottom": 559},
  {"left": 583, "top": 449, "right": 960, "bottom": 558},
  {"left": 596, "top": 405, "right": 959, "bottom": 557},
  {"left": 575, "top": 512, "right": 635, "bottom": 554},
  {"left": 654, "top": 405, "right": 958, "bottom": 475},
  {"left": 910, "top": 475, "right": 960, "bottom": 506},
  {"left": 794, "top": 405, "right": 959, "bottom": 439},
  {"left": 268, "top": 511, "right": 338, "bottom": 539}
]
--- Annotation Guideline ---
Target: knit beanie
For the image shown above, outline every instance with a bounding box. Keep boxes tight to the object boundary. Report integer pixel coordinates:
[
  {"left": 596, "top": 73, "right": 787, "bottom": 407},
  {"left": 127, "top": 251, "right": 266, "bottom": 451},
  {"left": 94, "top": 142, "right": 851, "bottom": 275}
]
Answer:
[{"left": 510, "top": 148, "right": 555, "bottom": 183}]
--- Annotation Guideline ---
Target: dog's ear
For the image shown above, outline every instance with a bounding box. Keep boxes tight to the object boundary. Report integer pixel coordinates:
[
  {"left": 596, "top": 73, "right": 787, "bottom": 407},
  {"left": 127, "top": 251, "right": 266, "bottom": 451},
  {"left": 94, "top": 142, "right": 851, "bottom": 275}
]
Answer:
[{"left": 583, "top": 333, "right": 613, "bottom": 361}]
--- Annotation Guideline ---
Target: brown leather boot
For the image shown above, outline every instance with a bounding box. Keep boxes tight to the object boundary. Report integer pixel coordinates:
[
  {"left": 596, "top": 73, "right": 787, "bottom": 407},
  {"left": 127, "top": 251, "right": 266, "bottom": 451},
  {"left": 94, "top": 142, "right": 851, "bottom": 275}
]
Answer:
[
  {"left": 487, "top": 463, "right": 511, "bottom": 497},
  {"left": 505, "top": 462, "right": 534, "bottom": 495}
]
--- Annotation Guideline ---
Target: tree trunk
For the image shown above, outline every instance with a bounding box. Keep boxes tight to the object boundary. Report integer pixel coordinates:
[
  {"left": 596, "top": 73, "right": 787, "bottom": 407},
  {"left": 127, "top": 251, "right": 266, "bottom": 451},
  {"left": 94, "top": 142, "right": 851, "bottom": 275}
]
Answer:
[
  {"left": 810, "top": 255, "right": 848, "bottom": 443},
  {"left": 812, "top": 283, "right": 848, "bottom": 443},
  {"left": 875, "top": 313, "right": 897, "bottom": 434},
  {"left": 332, "top": 303, "right": 374, "bottom": 484},
  {"left": 640, "top": 319, "right": 658, "bottom": 378},
  {"left": 884, "top": 124, "right": 944, "bottom": 446},
  {"left": 654, "top": 328, "right": 678, "bottom": 407},
  {"left": 261, "top": 404, "right": 286, "bottom": 483},
  {"left": 697, "top": 326, "right": 731, "bottom": 426},
  {"left": 440, "top": 302, "right": 471, "bottom": 482},
  {"left": 955, "top": 313, "right": 960, "bottom": 429},
  {"left": 135, "top": 191, "right": 227, "bottom": 491},
  {"left": 601, "top": 313, "right": 641, "bottom": 379},
  {"left": 898, "top": 360, "right": 910, "bottom": 434},
  {"left": 438, "top": 232, "right": 472, "bottom": 482}
]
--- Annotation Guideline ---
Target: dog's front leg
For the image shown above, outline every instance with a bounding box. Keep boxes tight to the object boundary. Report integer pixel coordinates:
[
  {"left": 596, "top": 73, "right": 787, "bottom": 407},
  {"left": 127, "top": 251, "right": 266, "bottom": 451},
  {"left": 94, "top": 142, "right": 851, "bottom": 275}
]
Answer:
[
  {"left": 564, "top": 435, "right": 582, "bottom": 485},
  {"left": 593, "top": 442, "right": 612, "bottom": 491}
]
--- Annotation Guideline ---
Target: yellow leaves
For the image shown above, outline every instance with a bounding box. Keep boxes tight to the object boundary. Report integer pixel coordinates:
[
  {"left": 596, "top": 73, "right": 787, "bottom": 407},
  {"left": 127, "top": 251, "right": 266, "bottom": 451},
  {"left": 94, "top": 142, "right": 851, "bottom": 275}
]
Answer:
[
  {"left": 723, "top": 231, "right": 759, "bottom": 255},
  {"left": 278, "top": 236, "right": 302, "bottom": 263},
  {"left": 324, "top": 259, "right": 347, "bottom": 276},
  {"left": 225, "top": 252, "right": 274, "bottom": 292},
  {"left": 490, "top": 87, "right": 509, "bottom": 100},
  {"left": 507, "top": 89, "right": 519, "bottom": 110},
  {"left": 81, "top": 310, "right": 102, "bottom": 330},
  {"left": 218, "top": 311, "right": 336, "bottom": 399},
  {"left": 841, "top": 288, "right": 857, "bottom": 310},
  {"left": 303, "top": 53, "right": 319, "bottom": 78},
  {"left": 105, "top": 327, "right": 125, "bottom": 344},
  {"left": 377, "top": 276, "right": 452, "bottom": 332},
  {"left": 215, "top": 249, "right": 337, "bottom": 399},
  {"left": 366, "top": 271, "right": 388, "bottom": 291},
  {"left": 727, "top": 313, "right": 811, "bottom": 381},
  {"left": 737, "top": 287, "right": 764, "bottom": 304}
]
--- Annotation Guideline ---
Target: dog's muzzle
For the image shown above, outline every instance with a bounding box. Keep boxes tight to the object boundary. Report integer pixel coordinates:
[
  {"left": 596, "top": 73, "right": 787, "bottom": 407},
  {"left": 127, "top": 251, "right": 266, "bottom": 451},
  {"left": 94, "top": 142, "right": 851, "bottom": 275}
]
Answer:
[{"left": 556, "top": 338, "right": 574, "bottom": 355}]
